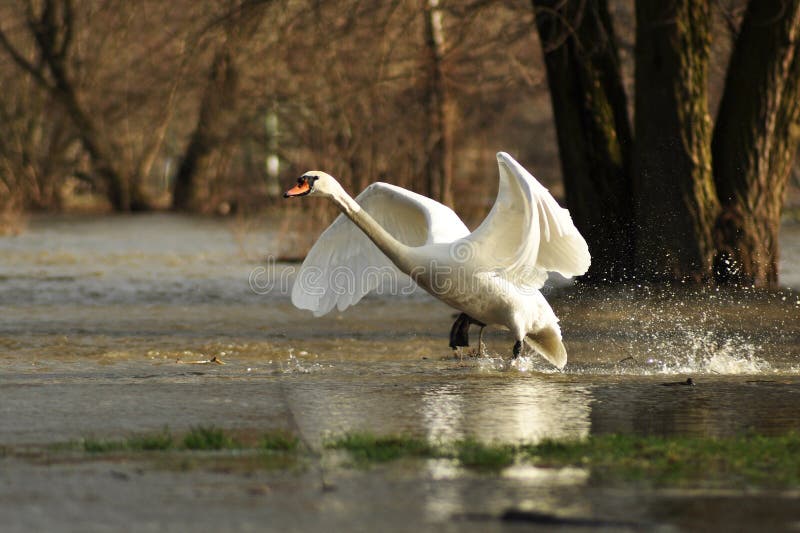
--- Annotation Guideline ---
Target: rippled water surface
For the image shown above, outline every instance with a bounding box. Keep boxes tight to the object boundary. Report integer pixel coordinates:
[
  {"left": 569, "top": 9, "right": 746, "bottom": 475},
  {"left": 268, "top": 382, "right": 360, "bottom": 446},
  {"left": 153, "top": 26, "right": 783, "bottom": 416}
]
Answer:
[
  {"left": 2, "top": 214, "right": 800, "bottom": 531},
  {"left": 1, "top": 214, "right": 800, "bottom": 440}
]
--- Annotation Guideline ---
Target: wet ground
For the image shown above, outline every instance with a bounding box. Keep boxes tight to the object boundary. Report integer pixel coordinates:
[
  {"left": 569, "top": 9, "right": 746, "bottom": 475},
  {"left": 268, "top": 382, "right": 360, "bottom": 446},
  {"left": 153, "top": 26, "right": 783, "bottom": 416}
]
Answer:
[{"left": 2, "top": 214, "right": 800, "bottom": 531}]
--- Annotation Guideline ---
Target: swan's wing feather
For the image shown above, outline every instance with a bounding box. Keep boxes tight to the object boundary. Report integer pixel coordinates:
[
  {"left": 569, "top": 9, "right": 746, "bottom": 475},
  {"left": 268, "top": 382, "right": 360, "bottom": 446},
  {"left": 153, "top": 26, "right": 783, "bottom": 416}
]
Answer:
[
  {"left": 291, "top": 182, "right": 469, "bottom": 316},
  {"left": 464, "top": 152, "right": 590, "bottom": 288}
]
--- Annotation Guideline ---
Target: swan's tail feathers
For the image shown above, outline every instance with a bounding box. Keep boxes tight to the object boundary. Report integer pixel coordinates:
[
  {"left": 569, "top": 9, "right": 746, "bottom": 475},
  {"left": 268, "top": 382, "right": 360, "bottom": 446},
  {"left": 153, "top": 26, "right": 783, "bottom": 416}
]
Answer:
[{"left": 525, "top": 327, "right": 567, "bottom": 370}]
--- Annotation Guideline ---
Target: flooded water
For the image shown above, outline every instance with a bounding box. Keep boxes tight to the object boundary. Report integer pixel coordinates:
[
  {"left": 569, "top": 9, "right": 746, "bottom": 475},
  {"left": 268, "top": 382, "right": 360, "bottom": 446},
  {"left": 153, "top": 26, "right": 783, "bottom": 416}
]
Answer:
[{"left": 2, "top": 214, "right": 800, "bottom": 531}]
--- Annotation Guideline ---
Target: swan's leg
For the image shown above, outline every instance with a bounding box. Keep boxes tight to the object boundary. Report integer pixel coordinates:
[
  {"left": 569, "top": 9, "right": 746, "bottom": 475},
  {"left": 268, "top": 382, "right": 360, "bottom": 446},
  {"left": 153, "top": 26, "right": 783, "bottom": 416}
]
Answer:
[
  {"left": 465, "top": 317, "right": 487, "bottom": 356},
  {"left": 512, "top": 340, "right": 523, "bottom": 358},
  {"left": 449, "top": 313, "right": 472, "bottom": 350},
  {"left": 477, "top": 326, "right": 486, "bottom": 356},
  {"left": 449, "top": 314, "right": 488, "bottom": 359}
]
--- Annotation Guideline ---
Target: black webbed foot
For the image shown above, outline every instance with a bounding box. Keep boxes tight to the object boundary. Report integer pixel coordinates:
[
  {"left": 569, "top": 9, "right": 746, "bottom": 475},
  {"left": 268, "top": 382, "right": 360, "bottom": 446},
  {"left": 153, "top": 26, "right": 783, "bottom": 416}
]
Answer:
[
  {"left": 449, "top": 313, "right": 472, "bottom": 349},
  {"left": 448, "top": 313, "right": 486, "bottom": 349},
  {"left": 512, "top": 340, "right": 523, "bottom": 358}
]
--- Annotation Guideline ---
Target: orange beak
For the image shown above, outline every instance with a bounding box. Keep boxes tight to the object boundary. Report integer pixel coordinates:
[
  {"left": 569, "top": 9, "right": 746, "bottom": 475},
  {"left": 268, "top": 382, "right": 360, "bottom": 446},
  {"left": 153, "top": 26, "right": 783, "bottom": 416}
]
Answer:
[{"left": 283, "top": 181, "right": 311, "bottom": 198}]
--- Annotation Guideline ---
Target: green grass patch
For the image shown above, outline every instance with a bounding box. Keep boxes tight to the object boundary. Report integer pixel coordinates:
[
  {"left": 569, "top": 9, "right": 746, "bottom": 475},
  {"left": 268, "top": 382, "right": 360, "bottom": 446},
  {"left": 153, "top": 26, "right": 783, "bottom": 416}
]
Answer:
[
  {"left": 44, "top": 429, "right": 800, "bottom": 487},
  {"left": 522, "top": 433, "right": 800, "bottom": 487},
  {"left": 454, "top": 438, "right": 516, "bottom": 471},
  {"left": 326, "top": 431, "right": 800, "bottom": 484},
  {"left": 127, "top": 429, "right": 174, "bottom": 451},
  {"left": 82, "top": 437, "right": 129, "bottom": 453},
  {"left": 325, "top": 433, "right": 517, "bottom": 471},
  {"left": 260, "top": 430, "right": 300, "bottom": 452},
  {"left": 325, "top": 433, "right": 437, "bottom": 463},
  {"left": 182, "top": 426, "right": 238, "bottom": 450}
]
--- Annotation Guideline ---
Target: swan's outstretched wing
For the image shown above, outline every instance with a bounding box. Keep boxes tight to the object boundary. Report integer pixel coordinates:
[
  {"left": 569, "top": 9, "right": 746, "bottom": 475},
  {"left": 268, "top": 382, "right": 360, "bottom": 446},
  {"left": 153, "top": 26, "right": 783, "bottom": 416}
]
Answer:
[
  {"left": 292, "top": 182, "right": 470, "bottom": 316},
  {"left": 464, "top": 152, "right": 590, "bottom": 288}
]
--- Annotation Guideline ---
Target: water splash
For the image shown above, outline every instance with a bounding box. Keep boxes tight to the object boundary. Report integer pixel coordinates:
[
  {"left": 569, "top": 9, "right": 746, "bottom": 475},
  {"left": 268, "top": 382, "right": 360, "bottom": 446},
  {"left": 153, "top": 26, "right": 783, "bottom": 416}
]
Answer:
[
  {"left": 473, "top": 354, "right": 559, "bottom": 374},
  {"left": 642, "top": 330, "right": 769, "bottom": 375},
  {"left": 280, "top": 349, "right": 330, "bottom": 374},
  {"left": 557, "top": 284, "right": 794, "bottom": 375}
]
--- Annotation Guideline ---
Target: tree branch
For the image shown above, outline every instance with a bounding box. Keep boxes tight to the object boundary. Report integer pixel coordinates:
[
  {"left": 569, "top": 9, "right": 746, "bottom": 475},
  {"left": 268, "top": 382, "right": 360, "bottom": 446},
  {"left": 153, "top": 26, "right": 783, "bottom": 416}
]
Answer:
[
  {"left": 57, "top": 0, "right": 74, "bottom": 61},
  {"left": 0, "top": 27, "right": 53, "bottom": 90}
]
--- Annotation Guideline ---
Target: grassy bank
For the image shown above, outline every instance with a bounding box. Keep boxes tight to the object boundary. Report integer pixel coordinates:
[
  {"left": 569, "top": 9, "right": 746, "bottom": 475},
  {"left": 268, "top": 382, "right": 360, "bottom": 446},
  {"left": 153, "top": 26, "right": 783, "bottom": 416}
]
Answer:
[
  {"left": 326, "top": 432, "right": 800, "bottom": 486},
  {"left": 523, "top": 433, "right": 800, "bottom": 487},
  {"left": 19, "top": 428, "right": 800, "bottom": 487}
]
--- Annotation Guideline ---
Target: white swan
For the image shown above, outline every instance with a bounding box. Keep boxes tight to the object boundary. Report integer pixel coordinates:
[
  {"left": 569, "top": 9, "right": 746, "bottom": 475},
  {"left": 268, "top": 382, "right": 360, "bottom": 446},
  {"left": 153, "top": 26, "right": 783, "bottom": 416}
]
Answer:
[{"left": 283, "top": 152, "right": 590, "bottom": 368}]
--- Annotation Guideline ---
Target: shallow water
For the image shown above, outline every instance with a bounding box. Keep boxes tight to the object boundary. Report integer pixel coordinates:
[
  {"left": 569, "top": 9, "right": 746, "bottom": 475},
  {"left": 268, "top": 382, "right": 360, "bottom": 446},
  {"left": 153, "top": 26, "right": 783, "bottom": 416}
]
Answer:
[
  {"left": 2, "top": 214, "right": 800, "bottom": 531},
  {"left": 1, "top": 214, "right": 799, "bottom": 443}
]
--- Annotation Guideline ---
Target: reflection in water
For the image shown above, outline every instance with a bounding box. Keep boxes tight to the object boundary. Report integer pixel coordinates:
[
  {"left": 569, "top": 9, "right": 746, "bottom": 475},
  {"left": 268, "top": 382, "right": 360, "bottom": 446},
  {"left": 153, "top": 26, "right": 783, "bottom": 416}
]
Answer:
[
  {"left": 420, "top": 462, "right": 595, "bottom": 523},
  {"left": 421, "top": 379, "right": 592, "bottom": 442},
  {"left": 417, "top": 380, "right": 592, "bottom": 523},
  {"left": 420, "top": 460, "right": 464, "bottom": 523},
  {"left": 285, "top": 376, "right": 592, "bottom": 445},
  {"left": 421, "top": 383, "right": 464, "bottom": 442},
  {"left": 466, "top": 380, "right": 592, "bottom": 442}
]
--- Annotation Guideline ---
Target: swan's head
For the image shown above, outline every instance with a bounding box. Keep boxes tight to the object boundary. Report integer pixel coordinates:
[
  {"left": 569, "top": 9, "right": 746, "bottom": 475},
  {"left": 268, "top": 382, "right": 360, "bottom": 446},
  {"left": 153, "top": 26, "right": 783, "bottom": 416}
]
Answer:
[{"left": 283, "top": 171, "right": 341, "bottom": 199}]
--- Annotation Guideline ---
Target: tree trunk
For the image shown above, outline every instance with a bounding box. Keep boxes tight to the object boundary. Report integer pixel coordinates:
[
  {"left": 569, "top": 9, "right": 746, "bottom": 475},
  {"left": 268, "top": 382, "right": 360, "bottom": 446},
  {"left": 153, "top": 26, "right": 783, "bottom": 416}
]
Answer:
[
  {"left": 633, "top": 0, "right": 718, "bottom": 282},
  {"left": 532, "top": 0, "right": 634, "bottom": 281},
  {"left": 172, "top": 46, "right": 238, "bottom": 211},
  {"left": 769, "top": 49, "right": 800, "bottom": 206},
  {"left": 52, "top": 84, "right": 149, "bottom": 211},
  {"left": 711, "top": 0, "right": 800, "bottom": 287},
  {"left": 172, "top": 1, "right": 268, "bottom": 211},
  {"left": 422, "top": 0, "right": 453, "bottom": 208}
]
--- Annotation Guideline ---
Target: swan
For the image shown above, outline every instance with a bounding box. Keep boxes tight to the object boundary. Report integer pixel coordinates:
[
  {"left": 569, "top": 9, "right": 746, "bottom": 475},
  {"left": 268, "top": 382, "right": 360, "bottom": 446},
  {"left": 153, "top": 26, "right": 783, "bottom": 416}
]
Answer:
[{"left": 283, "top": 152, "right": 590, "bottom": 369}]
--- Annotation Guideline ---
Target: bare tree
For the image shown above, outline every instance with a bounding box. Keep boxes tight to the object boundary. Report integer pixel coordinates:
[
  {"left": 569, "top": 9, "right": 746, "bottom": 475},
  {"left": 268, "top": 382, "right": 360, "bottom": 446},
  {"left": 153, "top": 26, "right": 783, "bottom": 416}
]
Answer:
[
  {"left": 0, "top": 1, "right": 201, "bottom": 211},
  {"left": 421, "top": 0, "right": 454, "bottom": 207},
  {"left": 0, "top": 0, "right": 562, "bottom": 230},
  {"left": 0, "top": 1, "right": 143, "bottom": 209},
  {"left": 172, "top": 0, "right": 274, "bottom": 211},
  {"left": 0, "top": 65, "right": 77, "bottom": 210}
]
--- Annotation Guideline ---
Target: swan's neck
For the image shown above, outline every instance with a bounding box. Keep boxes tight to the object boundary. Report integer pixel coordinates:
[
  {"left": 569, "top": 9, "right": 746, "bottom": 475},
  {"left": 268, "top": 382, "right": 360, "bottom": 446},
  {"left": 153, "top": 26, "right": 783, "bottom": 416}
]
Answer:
[{"left": 332, "top": 192, "right": 413, "bottom": 272}]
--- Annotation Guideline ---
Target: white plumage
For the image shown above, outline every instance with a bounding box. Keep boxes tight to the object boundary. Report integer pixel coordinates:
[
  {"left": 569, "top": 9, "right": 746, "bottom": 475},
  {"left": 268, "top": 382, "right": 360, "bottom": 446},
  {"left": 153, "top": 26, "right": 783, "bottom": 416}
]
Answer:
[
  {"left": 291, "top": 183, "right": 469, "bottom": 316},
  {"left": 284, "top": 152, "right": 590, "bottom": 368}
]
